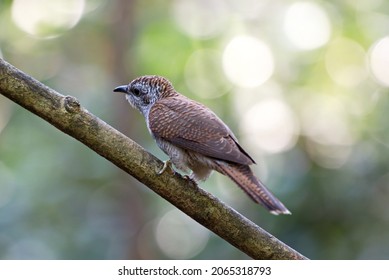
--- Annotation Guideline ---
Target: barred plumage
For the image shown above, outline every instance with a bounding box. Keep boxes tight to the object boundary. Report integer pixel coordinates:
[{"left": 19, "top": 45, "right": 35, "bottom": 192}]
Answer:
[{"left": 114, "top": 75, "right": 290, "bottom": 215}]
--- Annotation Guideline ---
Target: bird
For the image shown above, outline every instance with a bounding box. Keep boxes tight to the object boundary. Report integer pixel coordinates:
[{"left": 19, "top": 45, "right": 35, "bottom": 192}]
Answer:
[{"left": 113, "top": 75, "right": 290, "bottom": 215}]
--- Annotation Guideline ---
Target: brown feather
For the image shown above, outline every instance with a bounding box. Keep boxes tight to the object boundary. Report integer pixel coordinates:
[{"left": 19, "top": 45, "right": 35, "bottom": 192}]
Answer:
[
  {"left": 149, "top": 96, "right": 255, "bottom": 166},
  {"left": 214, "top": 161, "right": 291, "bottom": 215},
  {"left": 115, "top": 75, "right": 290, "bottom": 214}
]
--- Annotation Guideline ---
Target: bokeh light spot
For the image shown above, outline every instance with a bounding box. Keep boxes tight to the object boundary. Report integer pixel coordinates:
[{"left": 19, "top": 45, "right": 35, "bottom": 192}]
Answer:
[
  {"left": 284, "top": 2, "right": 331, "bottom": 50},
  {"left": 301, "top": 95, "right": 353, "bottom": 146},
  {"left": 306, "top": 141, "right": 352, "bottom": 169},
  {"left": 172, "top": 0, "right": 228, "bottom": 39},
  {"left": 184, "top": 49, "right": 230, "bottom": 99},
  {"left": 223, "top": 35, "right": 274, "bottom": 88},
  {"left": 156, "top": 210, "right": 209, "bottom": 259},
  {"left": 300, "top": 95, "right": 354, "bottom": 168},
  {"left": 325, "top": 37, "right": 368, "bottom": 87},
  {"left": 11, "top": 0, "right": 85, "bottom": 38},
  {"left": 240, "top": 98, "right": 298, "bottom": 154},
  {"left": 227, "top": 0, "right": 270, "bottom": 20},
  {"left": 369, "top": 36, "right": 389, "bottom": 87}
]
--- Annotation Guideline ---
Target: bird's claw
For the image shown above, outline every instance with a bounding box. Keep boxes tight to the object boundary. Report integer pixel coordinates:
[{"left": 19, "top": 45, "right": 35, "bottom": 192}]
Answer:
[
  {"left": 183, "top": 174, "right": 198, "bottom": 185},
  {"left": 157, "top": 160, "right": 174, "bottom": 175}
]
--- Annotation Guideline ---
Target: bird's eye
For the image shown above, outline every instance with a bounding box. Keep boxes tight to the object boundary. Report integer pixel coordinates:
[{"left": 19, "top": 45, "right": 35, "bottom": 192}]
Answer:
[{"left": 132, "top": 88, "right": 141, "bottom": 96}]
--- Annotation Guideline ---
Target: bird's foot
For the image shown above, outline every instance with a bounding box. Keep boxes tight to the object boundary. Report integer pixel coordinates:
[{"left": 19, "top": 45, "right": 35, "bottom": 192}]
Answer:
[
  {"left": 182, "top": 173, "right": 198, "bottom": 185},
  {"left": 157, "top": 160, "right": 175, "bottom": 175}
]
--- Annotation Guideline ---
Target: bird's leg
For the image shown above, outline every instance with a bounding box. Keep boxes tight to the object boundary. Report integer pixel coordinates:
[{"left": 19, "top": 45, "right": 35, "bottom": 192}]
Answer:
[{"left": 157, "top": 160, "right": 175, "bottom": 175}]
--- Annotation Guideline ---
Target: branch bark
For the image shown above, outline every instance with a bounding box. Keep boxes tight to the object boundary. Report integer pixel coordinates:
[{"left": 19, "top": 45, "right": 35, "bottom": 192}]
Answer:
[{"left": 0, "top": 58, "right": 307, "bottom": 260}]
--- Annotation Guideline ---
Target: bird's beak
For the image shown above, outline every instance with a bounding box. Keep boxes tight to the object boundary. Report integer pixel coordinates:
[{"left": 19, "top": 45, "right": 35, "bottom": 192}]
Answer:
[{"left": 113, "top": 85, "right": 128, "bottom": 93}]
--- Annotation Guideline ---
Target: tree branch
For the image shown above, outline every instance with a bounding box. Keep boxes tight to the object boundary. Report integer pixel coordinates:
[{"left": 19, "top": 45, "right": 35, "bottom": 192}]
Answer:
[{"left": 0, "top": 58, "right": 307, "bottom": 260}]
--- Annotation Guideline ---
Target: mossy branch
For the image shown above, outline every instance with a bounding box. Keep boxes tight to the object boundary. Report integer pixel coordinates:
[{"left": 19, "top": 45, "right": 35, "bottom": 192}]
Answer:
[{"left": 0, "top": 58, "right": 307, "bottom": 260}]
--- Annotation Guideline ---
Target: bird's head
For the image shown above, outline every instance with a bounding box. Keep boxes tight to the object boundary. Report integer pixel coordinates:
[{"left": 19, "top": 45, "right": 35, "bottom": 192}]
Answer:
[{"left": 113, "top": 75, "right": 175, "bottom": 116}]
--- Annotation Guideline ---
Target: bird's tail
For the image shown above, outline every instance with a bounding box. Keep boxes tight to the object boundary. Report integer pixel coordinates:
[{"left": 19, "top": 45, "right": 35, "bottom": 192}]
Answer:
[{"left": 215, "top": 161, "right": 291, "bottom": 215}]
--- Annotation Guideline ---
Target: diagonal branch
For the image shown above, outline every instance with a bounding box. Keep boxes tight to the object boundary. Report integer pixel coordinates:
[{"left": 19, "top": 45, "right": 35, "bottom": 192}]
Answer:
[{"left": 0, "top": 58, "right": 307, "bottom": 260}]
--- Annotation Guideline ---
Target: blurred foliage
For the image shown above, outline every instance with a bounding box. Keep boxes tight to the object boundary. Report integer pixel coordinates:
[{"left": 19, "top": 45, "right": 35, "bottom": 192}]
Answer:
[{"left": 1, "top": 0, "right": 389, "bottom": 259}]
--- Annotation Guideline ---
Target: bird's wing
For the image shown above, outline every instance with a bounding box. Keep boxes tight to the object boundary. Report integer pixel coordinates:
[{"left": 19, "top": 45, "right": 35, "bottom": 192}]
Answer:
[{"left": 148, "top": 96, "right": 255, "bottom": 165}]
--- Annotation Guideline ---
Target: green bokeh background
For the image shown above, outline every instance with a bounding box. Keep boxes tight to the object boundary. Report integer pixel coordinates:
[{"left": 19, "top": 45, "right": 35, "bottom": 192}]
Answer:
[{"left": 0, "top": 0, "right": 389, "bottom": 259}]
